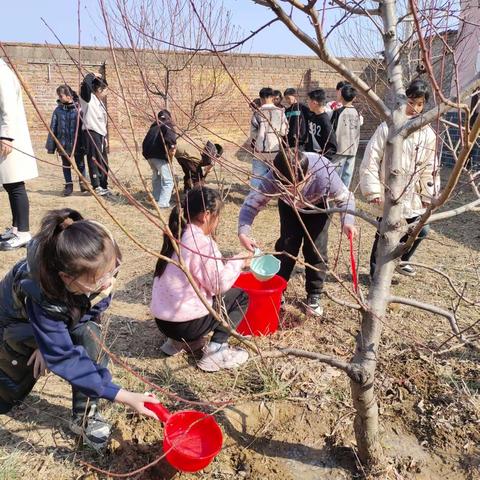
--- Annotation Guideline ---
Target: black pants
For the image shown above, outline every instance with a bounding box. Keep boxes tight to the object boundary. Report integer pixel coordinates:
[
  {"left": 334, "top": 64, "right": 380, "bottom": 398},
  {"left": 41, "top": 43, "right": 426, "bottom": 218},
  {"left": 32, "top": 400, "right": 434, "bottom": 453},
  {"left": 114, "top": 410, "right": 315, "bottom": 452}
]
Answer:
[
  {"left": 61, "top": 153, "right": 87, "bottom": 185},
  {"left": 370, "top": 216, "right": 431, "bottom": 277},
  {"left": 3, "top": 182, "right": 29, "bottom": 232},
  {"left": 275, "top": 200, "right": 330, "bottom": 296},
  {"left": 155, "top": 288, "right": 249, "bottom": 344},
  {"left": 85, "top": 130, "right": 109, "bottom": 189},
  {"left": 176, "top": 157, "right": 205, "bottom": 192},
  {"left": 0, "top": 319, "right": 107, "bottom": 416}
]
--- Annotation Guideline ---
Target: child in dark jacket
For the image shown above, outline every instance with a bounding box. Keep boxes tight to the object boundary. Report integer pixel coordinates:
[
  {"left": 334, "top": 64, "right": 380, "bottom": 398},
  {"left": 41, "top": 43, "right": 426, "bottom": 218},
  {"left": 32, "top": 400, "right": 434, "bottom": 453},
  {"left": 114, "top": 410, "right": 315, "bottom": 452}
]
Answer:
[
  {"left": 46, "top": 85, "right": 87, "bottom": 197},
  {"left": 0, "top": 208, "right": 159, "bottom": 449},
  {"left": 283, "top": 87, "right": 310, "bottom": 150},
  {"left": 142, "top": 110, "right": 177, "bottom": 208},
  {"left": 305, "top": 89, "right": 337, "bottom": 159}
]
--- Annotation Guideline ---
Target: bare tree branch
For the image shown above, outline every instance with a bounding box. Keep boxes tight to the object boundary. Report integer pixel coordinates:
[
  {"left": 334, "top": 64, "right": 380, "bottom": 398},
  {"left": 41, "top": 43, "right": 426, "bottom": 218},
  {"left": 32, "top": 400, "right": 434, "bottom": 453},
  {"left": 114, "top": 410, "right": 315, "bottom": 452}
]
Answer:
[
  {"left": 331, "top": 0, "right": 380, "bottom": 16},
  {"left": 265, "top": 348, "right": 369, "bottom": 383}
]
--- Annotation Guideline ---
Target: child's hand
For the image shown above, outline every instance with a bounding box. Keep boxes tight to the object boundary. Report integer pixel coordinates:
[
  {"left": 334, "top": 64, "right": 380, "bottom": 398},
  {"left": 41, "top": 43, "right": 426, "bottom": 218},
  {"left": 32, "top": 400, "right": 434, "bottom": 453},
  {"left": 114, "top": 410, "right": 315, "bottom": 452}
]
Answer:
[
  {"left": 27, "top": 349, "right": 48, "bottom": 379},
  {"left": 114, "top": 389, "right": 161, "bottom": 419},
  {"left": 239, "top": 233, "right": 257, "bottom": 252},
  {"left": 0, "top": 139, "right": 13, "bottom": 157},
  {"left": 241, "top": 250, "right": 254, "bottom": 269},
  {"left": 343, "top": 224, "right": 358, "bottom": 240},
  {"left": 369, "top": 197, "right": 381, "bottom": 205}
]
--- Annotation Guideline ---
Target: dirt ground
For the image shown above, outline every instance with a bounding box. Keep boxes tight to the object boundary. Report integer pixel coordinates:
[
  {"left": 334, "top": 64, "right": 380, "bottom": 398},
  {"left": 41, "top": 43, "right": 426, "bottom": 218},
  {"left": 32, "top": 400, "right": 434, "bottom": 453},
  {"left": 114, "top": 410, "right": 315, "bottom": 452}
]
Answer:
[{"left": 0, "top": 147, "right": 479, "bottom": 480}]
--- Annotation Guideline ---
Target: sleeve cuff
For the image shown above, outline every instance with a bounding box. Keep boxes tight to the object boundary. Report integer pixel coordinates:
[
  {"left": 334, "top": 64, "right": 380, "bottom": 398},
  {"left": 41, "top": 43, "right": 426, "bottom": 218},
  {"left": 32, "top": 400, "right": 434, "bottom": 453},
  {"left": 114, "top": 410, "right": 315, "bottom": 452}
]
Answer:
[
  {"left": 103, "top": 383, "right": 121, "bottom": 401},
  {"left": 238, "top": 225, "right": 252, "bottom": 236}
]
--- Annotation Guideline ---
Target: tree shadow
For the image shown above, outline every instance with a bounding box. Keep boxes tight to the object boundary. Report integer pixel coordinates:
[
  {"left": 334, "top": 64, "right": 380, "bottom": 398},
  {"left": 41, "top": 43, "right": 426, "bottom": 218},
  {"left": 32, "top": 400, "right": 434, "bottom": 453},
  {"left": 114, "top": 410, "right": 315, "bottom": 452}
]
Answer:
[{"left": 216, "top": 406, "right": 358, "bottom": 475}]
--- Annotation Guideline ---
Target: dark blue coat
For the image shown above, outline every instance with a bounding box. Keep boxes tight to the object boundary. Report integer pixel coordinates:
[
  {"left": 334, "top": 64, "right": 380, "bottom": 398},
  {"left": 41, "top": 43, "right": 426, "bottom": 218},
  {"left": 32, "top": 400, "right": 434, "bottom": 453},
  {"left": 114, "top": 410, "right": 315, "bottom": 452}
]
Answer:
[
  {"left": 0, "top": 244, "right": 119, "bottom": 401},
  {"left": 46, "top": 101, "right": 85, "bottom": 155}
]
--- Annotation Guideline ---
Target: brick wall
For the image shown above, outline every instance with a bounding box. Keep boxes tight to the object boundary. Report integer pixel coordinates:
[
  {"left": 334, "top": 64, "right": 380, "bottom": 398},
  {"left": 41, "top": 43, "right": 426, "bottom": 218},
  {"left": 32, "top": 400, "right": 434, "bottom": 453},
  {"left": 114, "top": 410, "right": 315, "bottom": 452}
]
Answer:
[{"left": 1, "top": 42, "right": 383, "bottom": 154}]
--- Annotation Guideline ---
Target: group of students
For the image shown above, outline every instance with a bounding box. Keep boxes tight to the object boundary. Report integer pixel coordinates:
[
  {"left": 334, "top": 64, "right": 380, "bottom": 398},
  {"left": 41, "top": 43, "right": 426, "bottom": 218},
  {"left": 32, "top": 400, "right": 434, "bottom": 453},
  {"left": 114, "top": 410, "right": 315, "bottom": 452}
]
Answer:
[
  {"left": 249, "top": 82, "right": 363, "bottom": 190},
  {"left": 46, "top": 74, "right": 111, "bottom": 198},
  {"left": 0, "top": 73, "right": 438, "bottom": 452}
]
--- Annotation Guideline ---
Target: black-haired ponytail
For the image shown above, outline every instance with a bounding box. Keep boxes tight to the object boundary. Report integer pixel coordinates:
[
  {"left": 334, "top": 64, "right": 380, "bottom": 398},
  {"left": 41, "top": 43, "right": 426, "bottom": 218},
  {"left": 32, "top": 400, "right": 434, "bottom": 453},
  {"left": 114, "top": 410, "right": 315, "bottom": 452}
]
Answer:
[
  {"left": 33, "top": 208, "right": 121, "bottom": 309},
  {"left": 154, "top": 186, "right": 223, "bottom": 279}
]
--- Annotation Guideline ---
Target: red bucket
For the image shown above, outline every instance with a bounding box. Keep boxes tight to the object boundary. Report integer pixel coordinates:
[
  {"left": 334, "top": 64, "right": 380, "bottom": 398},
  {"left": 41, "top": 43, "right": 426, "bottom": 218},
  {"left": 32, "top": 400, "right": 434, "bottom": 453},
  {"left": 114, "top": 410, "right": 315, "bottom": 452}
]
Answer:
[
  {"left": 145, "top": 403, "right": 223, "bottom": 472},
  {"left": 234, "top": 272, "right": 287, "bottom": 336}
]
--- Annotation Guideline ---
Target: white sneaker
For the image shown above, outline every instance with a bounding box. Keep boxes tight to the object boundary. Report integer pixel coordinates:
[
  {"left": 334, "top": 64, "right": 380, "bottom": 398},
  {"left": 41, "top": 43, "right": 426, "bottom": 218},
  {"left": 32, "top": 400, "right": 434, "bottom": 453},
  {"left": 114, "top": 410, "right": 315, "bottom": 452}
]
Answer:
[
  {"left": 198, "top": 343, "right": 249, "bottom": 372},
  {"left": 306, "top": 294, "right": 324, "bottom": 317},
  {"left": 0, "top": 233, "right": 31, "bottom": 251},
  {"left": 94, "top": 186, "right": 110, "bottom": 196},
  {"left": 395, "top": 264, "right": 416, "bottom": 276},
  {"left": 160, "top": 337, "right": 206, "bottom": 356}
]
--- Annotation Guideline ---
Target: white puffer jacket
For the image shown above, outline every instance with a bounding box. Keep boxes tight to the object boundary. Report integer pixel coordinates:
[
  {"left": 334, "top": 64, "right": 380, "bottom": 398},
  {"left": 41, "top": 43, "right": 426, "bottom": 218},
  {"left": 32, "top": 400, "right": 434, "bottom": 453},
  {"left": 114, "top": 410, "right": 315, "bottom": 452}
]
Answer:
[{"left": 359, "top": 121, "right": 440, "bottom": 219}]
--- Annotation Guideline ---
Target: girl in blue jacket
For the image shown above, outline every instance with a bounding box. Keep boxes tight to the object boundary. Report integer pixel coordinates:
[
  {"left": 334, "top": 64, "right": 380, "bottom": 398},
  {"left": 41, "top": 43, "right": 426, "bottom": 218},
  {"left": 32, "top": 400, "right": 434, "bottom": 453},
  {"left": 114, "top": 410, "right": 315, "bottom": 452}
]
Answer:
[{"left": 0, "top": 208, "right": 159, "bottom": 448}]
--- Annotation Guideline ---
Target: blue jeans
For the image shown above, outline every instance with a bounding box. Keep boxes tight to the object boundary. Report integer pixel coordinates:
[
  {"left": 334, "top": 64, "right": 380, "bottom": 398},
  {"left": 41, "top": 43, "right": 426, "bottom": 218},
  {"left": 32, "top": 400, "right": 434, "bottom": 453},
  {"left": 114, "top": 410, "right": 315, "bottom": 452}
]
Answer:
[
  {"left": 333, "top": 154, "right": 356, "bottom": 189},
  {"left": 147, "top": 157, "right": 174, "bottom": 208},
  {"left": 251, "top": 158, "right": 271, "bottom": 189}
]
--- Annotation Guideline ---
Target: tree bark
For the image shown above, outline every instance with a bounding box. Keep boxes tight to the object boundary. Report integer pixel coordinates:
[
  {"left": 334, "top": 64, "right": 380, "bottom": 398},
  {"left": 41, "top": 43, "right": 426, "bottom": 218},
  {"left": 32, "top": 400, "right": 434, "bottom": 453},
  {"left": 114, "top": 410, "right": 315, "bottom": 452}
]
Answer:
[{"left": 349, "top": 0, "right": 406, "bottom": 468}]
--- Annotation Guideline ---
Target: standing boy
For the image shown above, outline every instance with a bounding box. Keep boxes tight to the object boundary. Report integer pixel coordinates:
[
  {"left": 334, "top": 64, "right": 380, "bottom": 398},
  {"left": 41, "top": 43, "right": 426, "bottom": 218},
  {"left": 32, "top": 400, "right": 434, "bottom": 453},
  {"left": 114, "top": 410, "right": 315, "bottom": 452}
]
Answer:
[
  {"left": 330, "top": 84, "right": 363, "bottom": 188},
  {"left": 238, "top": 150, "right": 356, "bottom": 317},
  {"left": 305, "top": 89, "right": 337, "bottom": 159},
  {"left": 250, "top": 87, "right": 288, "bottom": 189},
  {"left": 284, "top": 87, "right": 310, "bottom": 150},
  {"left": 360, "top": 79, "right": 439, "bottom": 278},
  {"left": 79, "top": 73, "right": 110, "bottom": 196}
]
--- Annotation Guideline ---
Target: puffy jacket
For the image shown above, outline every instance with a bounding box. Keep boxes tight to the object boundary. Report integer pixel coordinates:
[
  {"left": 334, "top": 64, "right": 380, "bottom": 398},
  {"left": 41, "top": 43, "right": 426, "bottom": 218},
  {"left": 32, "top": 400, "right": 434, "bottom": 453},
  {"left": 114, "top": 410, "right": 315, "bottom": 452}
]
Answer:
[
  {"left": 46, "top": 101, "right": 85, "bottom": 155},
  {"left": 0, "top": 242, "right": 119, "bottom": 402},
  {"left": 359, "top": 122, "right": 440, "bottom": 218},
  {"left": 250, "top": 104, "right": 288, "bottom": 153}
]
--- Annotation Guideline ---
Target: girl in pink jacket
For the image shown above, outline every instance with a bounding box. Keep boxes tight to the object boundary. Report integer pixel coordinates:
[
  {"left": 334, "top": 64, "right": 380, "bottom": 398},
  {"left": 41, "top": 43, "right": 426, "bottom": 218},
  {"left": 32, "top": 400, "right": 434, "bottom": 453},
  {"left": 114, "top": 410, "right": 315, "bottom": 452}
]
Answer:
[{"left": 151, "top": 187, "right": 251, "bottom": 372}]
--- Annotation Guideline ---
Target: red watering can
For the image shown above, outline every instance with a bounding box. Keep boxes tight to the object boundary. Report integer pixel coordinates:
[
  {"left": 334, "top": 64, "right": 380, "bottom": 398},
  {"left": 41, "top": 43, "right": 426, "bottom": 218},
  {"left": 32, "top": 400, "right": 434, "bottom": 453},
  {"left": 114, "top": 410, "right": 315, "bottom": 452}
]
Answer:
[
  {"left": 348, "top": 231, "right": 358, "bottom": 293},
  {"left": 145, "top": 402, "right": 223, "bottom": 472}
]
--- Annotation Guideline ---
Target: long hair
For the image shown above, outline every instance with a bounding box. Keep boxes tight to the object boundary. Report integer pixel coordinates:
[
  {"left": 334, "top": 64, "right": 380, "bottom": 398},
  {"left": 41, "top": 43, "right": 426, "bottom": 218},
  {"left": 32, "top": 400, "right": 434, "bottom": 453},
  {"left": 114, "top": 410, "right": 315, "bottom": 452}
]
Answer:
[
  {"left": 33, "top": 208, "right": 121, "bottom": 308},
  {"left": 154, "top": 187, "right": 223, "bottom": 279}
]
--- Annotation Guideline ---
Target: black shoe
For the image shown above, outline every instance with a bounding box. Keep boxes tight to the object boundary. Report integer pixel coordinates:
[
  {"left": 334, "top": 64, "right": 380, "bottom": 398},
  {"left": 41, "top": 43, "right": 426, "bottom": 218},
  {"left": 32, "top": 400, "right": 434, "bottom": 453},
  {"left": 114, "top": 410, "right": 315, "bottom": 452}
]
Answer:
[
  {"left": 0, "top": 227, "right": 15, "bottom": 242},
  {"left": 63, "top": 184, "right": 73, "bottom": 196}
]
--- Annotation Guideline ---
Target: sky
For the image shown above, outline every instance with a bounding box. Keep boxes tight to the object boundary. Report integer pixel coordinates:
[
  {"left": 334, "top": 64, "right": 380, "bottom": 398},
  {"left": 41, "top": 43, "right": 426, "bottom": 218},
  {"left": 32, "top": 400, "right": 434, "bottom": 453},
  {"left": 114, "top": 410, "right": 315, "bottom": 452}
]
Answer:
[{"left": 0, "top": 0, "right": 363, "bottom": 57}]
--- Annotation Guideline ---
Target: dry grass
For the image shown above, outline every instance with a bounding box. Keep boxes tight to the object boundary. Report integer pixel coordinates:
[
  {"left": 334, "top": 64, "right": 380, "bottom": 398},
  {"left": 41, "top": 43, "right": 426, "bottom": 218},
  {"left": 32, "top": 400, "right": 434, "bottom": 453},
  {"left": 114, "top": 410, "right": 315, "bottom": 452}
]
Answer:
[{"left": 0, "top": 147, "right": 479, "bottom": 479}]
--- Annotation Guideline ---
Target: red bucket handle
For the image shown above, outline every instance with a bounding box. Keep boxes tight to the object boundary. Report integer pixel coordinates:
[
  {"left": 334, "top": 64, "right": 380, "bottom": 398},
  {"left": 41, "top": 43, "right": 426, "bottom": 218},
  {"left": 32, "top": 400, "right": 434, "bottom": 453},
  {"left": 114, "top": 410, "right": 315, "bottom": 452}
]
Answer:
[
  {"left": 348, "top": 231, "right": 358, "bottom": 293},
  {"left": 145, "top": 402, "right": 171, "bottom": 423}
]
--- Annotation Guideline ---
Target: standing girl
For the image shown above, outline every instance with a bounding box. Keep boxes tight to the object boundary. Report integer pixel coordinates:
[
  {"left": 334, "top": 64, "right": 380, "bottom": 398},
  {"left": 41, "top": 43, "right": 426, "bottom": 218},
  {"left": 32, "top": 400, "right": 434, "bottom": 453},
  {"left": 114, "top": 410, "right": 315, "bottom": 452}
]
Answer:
[
  {"left": 0, "top": 208, "right": 159, "bottom": 448},
  {"left": 0, "top": 58, "right": 38, "bottom": 251},
  {"left": 151, "top": 187, "right": 251, "bottom": 372},
  {"left": 80, "top": 73, "right": 110, "bottom": 196},
  {"left": 46, "top": 84, "right": 88, "bottom": 196}
]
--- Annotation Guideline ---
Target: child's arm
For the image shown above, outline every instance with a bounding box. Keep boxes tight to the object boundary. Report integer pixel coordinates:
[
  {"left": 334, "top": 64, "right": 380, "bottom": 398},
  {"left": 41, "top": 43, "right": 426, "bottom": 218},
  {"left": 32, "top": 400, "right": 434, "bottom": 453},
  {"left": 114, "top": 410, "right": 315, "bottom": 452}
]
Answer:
[
  {"left": 359, "top": 122, "right": 387, "bottom": 203},
  {"left": 192, "top": 238, "right": 247, "bottom": 295},
  {"left": 45, "top": 110, "right": 58, "bottom": 154},
  {"left": 238, "top": 172, "right": 277, "bottom": 248},
  {"left": 26, "top": 299, "right": 120, "bottom": 401},
  {"left": 80, "top": 73, "right": 96, "bottom": 103},
  {"left": 418, "top": 128, "right": 440, "bottom": 204}
]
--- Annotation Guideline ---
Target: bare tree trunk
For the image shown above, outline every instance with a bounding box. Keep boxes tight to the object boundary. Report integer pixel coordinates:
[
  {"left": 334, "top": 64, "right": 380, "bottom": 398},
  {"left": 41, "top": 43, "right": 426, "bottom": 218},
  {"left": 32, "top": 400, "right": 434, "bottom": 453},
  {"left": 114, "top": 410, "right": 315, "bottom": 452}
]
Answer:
[{"left": 349, "top": 0, "right": 406, "bottom": 468}]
